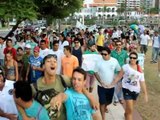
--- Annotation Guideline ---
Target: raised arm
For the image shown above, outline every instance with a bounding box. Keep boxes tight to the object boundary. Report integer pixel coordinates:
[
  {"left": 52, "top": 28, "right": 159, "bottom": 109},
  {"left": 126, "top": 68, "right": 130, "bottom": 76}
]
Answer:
[{"left": 50, "top": 93, "right": 67, "bottom": 110}]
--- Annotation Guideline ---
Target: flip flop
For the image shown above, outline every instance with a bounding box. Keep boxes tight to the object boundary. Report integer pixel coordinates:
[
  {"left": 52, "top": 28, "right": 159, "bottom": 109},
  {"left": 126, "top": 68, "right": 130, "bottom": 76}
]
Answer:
[
  {"left": 113, "top": 101, "right": 118, "bottom": 106},
  {"left": 105, "top": 107, "right": 109, "bottom": 113}
]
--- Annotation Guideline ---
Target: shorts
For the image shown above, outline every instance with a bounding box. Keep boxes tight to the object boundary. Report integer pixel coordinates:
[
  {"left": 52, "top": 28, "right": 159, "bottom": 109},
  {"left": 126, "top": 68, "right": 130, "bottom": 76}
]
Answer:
[
  {"left": 122, "top": 88, "right": 139, "bottom": 100},
  {"left": 98, "top": 85, "right": 114, "bottom": 105},
  {"left": 85, "top": 73, "right": 95, "bottom": 88}
]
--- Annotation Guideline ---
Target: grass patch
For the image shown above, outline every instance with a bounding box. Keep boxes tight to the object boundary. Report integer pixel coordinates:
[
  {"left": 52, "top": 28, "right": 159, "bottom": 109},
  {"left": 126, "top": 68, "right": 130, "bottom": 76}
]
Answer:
[{"left": 135, "top": 46, "right": 160, "bottom": 120}]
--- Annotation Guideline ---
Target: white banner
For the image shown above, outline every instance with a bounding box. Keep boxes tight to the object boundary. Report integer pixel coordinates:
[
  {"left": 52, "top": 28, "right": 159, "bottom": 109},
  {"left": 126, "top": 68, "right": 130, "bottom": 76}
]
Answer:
[
  {"left": 76, "top": 21, "right": 86, "bottom": 30},
  {"left": 88, "top": 25, "right": 97, "bottom": 32},
  {"left": 82, "top": 54, "right": 102, "bottom": 71}
]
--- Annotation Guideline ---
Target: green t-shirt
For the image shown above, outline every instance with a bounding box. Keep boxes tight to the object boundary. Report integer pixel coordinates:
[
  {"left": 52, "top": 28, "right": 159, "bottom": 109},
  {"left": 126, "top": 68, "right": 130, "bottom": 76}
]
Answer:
[
  {"left": 36, "top": 75, "right": 71, "bottom": 120},
  {"left": 111, "top": 49, "right": 128, "bottom": 67},
  {"left": 22, "top": 53, "right": 31, "bottom": 71}
]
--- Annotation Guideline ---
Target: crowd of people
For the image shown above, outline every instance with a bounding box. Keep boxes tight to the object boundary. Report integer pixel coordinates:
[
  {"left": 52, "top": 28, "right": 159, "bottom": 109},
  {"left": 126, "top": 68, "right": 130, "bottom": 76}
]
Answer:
[{"left": 0, "top": 25, "right": 158, "bottom": 120}]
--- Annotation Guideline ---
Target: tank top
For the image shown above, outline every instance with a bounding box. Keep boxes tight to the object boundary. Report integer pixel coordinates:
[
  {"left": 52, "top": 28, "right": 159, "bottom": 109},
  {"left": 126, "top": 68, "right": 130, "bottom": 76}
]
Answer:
[
  {"left": 72, "top": 47, "right": 82, "bottom": 66},
  {"left": 6, "top": 66, "right": 15, "bottom": 77}
]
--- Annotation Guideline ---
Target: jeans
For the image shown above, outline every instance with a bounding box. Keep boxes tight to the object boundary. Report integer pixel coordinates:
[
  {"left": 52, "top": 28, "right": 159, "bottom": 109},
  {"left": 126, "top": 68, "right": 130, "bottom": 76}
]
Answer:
[
  {"left": 140, "top": 45, "right": 148, "bottom": 54},
  {"left": 0, "top": 59, "right": 4, "bottom": 66},
  {"left": 152, "top": 47, "right": 160, "bottom": 61},
  {"left": 113, "top": 80, "right": 123, "bottom": 102}
]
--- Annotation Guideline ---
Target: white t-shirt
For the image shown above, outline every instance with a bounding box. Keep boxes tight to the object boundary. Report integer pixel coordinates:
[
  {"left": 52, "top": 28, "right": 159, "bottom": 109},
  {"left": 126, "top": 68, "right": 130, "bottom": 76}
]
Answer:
[
  {"left": 140, "top": 34, "right": 150, "bottom": 45},
  {"left": 153, "top": 36, "right": 160, "bottom": 48},
  {"left": 39, "top": 48, "right": 50, "bottom": 59},
  {"left": 122, "top": 64, "right": 144, "bottom": 93},
  {"left": 49, "top": 49, "right": 64, "bottom": 74},
  {"left": 112, "top": 31, "right": 119, "bottom": 38},
  {"left": 0, "top": 43, "right": 5, "bottom": 59},
  {"left": 17, "top": 42, "right": 25, "bottom": 50},
  {"left": 0, "top": 80, "right": 18, "bottom": 120},
  {"left": 59, "top": 40, "right": 69, "bottom": 50},
  {"left": 95, "top": 57, "right": 121, "bottom": 86}
]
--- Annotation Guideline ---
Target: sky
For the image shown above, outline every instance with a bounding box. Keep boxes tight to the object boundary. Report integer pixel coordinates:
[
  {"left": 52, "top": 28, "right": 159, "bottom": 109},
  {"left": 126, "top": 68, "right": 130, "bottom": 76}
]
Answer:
[{"left": 84, "top": 0, "right": 94, "bottom": 4}]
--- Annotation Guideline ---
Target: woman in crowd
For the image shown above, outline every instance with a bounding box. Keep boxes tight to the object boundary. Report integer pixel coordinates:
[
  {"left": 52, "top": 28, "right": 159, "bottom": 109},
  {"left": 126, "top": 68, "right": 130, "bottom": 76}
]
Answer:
[
  {"left": 110, "top": 52, "right": 148, "bottom": 120},
  {"left": 4, "top": 51, "right": 18, "bottom": 81}
]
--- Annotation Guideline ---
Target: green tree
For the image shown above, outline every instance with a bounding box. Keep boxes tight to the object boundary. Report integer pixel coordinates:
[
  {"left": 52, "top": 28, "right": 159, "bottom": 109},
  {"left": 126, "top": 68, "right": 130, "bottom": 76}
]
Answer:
[
  {"left": 35, "top": 0, "right": 83, "bottom": 19},
  {"left": 0, "top": 0, "right": 37, "bottom": 39},
  {"left": 117, "top": 3, "right": 125, "bottom": 14},
  {"left": 150, "top": 7, "right": 159, "bottom": 14},
  {"left": 0, "top": 0, "right": 83, "bottom": 39}
]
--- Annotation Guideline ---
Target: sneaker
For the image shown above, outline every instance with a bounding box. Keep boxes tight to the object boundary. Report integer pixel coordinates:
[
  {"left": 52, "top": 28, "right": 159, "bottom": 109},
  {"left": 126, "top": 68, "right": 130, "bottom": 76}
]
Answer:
[
  {"left": 153, "top": 61, "right": 157, "bottom": 63},
  {"left": 150, "top": 60, "right": 154, "bottom": 62},
  {"left": 119, "top": 100, "right": 124, "bottom": 104}
]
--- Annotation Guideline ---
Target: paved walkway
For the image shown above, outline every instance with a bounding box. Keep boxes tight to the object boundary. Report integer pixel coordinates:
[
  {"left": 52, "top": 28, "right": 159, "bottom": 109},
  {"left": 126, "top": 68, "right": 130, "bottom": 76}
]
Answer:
[
  {"left": 93, "top": 82, "right": 125, "bottom": 120},
  {"left": 92, "top": 81, "right": 142, "bottom": 120}
]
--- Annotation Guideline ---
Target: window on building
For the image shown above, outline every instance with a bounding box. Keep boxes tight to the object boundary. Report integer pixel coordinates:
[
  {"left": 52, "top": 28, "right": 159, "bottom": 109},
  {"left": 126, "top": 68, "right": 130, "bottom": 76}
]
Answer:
[
  {"left": 98, "top": 8, "right": 102, "bottom": 12},
  {"left": 107, "top": 14, "right": 110, "bottom": 18},
  {"left": 112, "top": 8, "right": 115, "bottom": 12}
]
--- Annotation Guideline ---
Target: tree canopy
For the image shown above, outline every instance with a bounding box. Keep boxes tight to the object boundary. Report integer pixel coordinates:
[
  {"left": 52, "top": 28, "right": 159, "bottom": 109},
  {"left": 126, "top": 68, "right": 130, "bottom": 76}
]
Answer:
[
  {"left": 116, "top": 3, "right": 126, "bottom": 14},
  {"left": 0, "top": 0, "right": 83, "bottom": 21},
  {"left": 35, "top": 0, "right": 83, "bottom": 19},
  {"left": 0, "top": 0, "right": 37, "bottom": 20},
  {"left": 0, "top": 0, "right": 83, "bottom": 39}
]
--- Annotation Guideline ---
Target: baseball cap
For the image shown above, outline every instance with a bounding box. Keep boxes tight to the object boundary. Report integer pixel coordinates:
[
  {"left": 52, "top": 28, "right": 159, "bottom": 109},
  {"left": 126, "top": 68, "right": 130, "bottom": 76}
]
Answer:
[
  {"left": 25, "top": 44, "right": 31, "bottom": 49},
  {"left": 34, "top": 46, "right": 40, "bottom": 52}
]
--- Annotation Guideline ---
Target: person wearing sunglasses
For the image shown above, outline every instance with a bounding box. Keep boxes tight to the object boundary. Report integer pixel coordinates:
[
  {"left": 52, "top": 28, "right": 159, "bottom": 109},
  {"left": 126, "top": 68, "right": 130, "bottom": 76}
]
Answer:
[
  {"left": 110, "top": 52, "right": 148, "bottom": 120},
  {"left": 94, "top": 47, "right": 121, "bottom": 120},
  {"left": 111, "top": 40, "right": 128, "bottom": 106},
  {"left": 72, "top": 39, "right": 83, "bottom": 67}
]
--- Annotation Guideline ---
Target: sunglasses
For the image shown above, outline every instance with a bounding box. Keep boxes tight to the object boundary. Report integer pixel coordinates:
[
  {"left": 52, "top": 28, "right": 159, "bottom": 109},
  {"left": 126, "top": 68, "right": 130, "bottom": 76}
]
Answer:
[
  {"left": 101, "top": 53, "right": 108, "bottom": 56},
  {"left": 130, "top": 57, "right": 137, "bottom": 59},
  {"left": 116, "top": 44, "right": 121, "bottom": 46}
]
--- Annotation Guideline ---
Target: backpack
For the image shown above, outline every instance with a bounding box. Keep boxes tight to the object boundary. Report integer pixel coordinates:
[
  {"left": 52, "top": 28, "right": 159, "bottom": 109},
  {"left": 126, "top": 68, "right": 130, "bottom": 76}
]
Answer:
[{"left": 35, "top": 75, "right": 68, "bottom": 119}]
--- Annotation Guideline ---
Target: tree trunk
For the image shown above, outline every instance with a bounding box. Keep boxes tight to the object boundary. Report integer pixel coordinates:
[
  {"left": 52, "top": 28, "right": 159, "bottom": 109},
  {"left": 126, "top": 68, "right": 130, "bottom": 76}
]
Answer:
[
  {"left": 4, "top": 19, "right": 22, "bottom": 40},
  {"left": 58, "top": 19, "right": 61, "bottom": 33}
]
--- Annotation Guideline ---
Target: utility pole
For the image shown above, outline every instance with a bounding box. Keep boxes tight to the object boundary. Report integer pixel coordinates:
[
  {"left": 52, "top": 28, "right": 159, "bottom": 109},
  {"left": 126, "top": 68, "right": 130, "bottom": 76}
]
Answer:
[
  {"left": 124, "top": 0, "right": 127, "bottom": 26},
  {"left": 103, "top": 0, "right": 105, "bottom": 25}
]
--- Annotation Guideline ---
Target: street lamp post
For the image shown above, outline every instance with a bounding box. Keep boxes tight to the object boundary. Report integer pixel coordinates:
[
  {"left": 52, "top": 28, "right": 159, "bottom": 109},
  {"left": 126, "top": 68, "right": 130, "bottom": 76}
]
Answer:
[{"left": 103, "top": 0, "right": 105, "bottom": 25}]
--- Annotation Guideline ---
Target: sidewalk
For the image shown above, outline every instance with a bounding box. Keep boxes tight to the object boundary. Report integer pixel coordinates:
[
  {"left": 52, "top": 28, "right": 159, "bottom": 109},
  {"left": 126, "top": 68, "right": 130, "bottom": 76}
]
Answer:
[
  {"left": 93, "top": 81, "right": 143, "bottom": 120},
  {"left": 93, "top": 82, "right": 125, "bottom": 120},
  {"left": 106, "top": 103, "right": 124, "bottom": 120}
]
